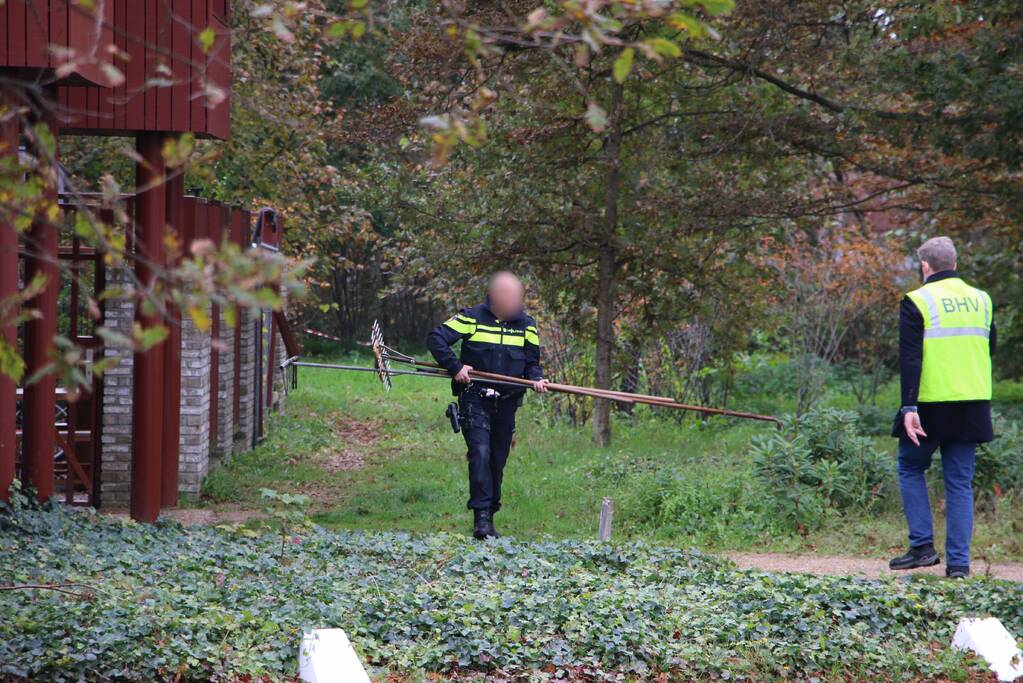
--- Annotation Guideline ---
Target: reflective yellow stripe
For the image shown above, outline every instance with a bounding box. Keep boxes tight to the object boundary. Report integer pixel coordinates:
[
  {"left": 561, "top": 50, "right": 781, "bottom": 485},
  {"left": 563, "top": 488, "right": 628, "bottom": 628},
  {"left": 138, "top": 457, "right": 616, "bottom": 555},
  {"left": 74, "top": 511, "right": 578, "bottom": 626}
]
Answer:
[
  {"left": 525, "top": 329, "right": 539, "bottom": 345},
  {"left": 475, "top": 323, "right": 523, "bottom": 335},
  {"left": 443, "top": 317, "right": 475, "bottom": 335},
  {"left": 468, "top": 331, "right": 525, "bottom": 347}
]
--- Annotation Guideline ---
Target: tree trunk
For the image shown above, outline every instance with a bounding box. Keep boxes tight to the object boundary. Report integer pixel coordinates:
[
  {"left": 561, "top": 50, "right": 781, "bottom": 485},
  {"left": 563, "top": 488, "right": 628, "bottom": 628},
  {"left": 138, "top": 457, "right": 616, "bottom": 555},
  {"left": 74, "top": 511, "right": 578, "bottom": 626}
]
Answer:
[{"left": 592, "top": 82, "right": 624, "bottom": 447}]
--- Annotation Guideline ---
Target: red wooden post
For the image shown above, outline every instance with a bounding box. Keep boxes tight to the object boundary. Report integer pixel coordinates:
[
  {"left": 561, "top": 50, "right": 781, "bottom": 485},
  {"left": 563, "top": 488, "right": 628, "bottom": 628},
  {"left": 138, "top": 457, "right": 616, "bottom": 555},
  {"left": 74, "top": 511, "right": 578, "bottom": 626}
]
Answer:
[
  {"left": 208, "top": 203, "right": 221, "bottom": 454},
  {"left": 0, "top": 93, "right": 19, "bottom": 501},
  {"left": 160, "top": 169, "right": 184, "bottom": 508},
  {"left": 230, "top": 210, "right": 246, "bottom": 428},
  {"left": 22, "top": 113, "right": 60, "bottom": 503},
  {"left": 130, "top": 132, "right": 167, "bottom": 523}
]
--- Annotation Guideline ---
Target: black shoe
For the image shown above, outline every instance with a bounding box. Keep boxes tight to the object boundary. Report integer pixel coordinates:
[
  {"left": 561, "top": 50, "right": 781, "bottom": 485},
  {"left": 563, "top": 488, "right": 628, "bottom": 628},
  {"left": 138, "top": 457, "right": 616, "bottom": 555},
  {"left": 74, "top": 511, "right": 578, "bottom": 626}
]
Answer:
[
  {"left": 889, "top": 545, "right": 941, "bottom": 570},
  {"left": 946, "top": 565, "right": 970, "bottom": 579},
  {"left": 472, "top": 510, "right": 497, "bottom": 540}
]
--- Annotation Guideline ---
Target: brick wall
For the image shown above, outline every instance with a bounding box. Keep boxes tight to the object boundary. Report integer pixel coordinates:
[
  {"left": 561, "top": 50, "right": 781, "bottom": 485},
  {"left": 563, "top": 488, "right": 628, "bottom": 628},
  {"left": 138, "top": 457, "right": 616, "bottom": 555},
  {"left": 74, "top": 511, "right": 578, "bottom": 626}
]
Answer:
[
  {"left": 99, "top": 266, "right": 135, "bottom": 506},
  {"left": 235, "top": 313, "right": 258, "bottom": 452},
  {"left": 272, "top": 325, "right": 288, "bottom": 413},
  {"left": 178, "top": 311, "right": 212, "bottom": 496},
  {"left": 214, "top": 307, "right": 235, "bottom": 461},
  {"left": 96, "top": 273, "right": 290, "bottom": 506}
]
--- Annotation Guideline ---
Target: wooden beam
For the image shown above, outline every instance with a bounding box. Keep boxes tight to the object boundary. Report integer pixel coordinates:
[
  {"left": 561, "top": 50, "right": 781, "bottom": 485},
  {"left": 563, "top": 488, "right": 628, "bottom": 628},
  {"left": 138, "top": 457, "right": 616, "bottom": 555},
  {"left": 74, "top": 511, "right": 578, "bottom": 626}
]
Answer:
[
  {"left": 160, "top": 169, "right": 183, "bottom": 508},
  {"left": 130, "top": 131, "right": 166, "bottom": 523},
  {"left": 0, "top": 90, "right": 19, "bottom": 502},
  {"left": 21, "top": 111, "right": 60, "bottom": 502}
]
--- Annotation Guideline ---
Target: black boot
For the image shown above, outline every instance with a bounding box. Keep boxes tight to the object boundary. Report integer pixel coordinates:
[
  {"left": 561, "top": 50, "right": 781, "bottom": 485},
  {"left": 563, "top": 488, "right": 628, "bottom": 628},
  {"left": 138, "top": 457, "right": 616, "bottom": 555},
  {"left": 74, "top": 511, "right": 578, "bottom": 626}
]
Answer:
[
  {"left": 945, "top": 565, "right": 970, "bottom": 579},
  {"left": 489, "top": 509, "right": 500, "bottom": 538},
  {"left": 889, "top": 544, "right": 941, "bottom": 570},
  {"left": 473, "top": 509, "right": 497, "bottom": 540}
]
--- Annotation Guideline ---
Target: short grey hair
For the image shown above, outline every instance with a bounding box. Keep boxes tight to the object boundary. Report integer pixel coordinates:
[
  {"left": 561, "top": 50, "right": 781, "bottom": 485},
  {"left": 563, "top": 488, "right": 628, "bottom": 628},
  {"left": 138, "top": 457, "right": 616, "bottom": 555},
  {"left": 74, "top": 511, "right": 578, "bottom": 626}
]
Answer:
[{"left": 917, "top": 236, "right": 957, "bottom": 272}]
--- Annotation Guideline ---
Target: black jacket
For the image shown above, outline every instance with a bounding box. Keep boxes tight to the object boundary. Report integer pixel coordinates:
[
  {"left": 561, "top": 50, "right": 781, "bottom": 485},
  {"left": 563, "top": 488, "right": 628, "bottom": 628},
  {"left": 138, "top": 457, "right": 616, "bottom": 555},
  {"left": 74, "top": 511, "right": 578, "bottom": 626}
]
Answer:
[
  {"left": 893, "top": 270, "right": 996, "bottom": 443},
  {"left": 426, "top": 301, "right": 543, "bottom": 396}
]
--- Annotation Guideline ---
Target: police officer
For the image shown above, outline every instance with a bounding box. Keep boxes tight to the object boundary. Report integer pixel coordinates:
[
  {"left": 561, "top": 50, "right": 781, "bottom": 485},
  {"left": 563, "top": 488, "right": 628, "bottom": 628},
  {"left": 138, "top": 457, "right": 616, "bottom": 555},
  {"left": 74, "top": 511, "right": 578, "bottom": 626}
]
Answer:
[
  {"left": 889, "top": 237, "right": 995, "bottom": 579},
  {"left": 427, "top": 272, "right": 549, "bottom": 539}
]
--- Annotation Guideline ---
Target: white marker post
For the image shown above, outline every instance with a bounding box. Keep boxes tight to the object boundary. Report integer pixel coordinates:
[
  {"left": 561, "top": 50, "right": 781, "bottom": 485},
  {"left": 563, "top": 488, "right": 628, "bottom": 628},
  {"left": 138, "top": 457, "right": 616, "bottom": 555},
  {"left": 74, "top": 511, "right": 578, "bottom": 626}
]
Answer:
[
  {"left": 952, "top": 617, "right": 1023, "bottom": 682},
  {"left": 298, "top": 629, "right": 371, "bottom": 683}
]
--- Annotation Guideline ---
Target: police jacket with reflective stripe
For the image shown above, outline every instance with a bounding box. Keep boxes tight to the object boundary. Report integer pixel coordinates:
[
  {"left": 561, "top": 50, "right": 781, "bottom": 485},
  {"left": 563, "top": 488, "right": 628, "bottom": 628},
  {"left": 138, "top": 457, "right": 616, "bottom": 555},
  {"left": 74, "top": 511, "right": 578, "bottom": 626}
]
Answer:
[
  {"left": 894, "top": 270, "right": 996, "bottom": 443},
  {"left": 426, "top": 301, "right": 543, "bottom": 396}
]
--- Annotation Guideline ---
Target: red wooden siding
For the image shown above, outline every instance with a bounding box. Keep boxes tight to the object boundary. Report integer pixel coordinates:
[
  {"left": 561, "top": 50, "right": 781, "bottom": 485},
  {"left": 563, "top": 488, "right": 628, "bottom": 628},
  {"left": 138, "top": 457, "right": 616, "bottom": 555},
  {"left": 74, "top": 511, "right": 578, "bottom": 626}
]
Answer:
[
  {"left": 56, "top": 0, "right": 231, "bottom": 139},
  {"left": 0, "top": 1, "right": 115, "bottom": 85}
]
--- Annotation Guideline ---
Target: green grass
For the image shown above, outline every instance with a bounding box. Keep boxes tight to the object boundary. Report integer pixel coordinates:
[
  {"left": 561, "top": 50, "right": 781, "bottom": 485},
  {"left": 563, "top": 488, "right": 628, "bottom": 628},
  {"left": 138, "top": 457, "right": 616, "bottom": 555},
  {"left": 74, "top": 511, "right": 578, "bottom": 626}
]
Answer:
[{"left": 200, "top": 353, "right": 1023, "bottom": 562}]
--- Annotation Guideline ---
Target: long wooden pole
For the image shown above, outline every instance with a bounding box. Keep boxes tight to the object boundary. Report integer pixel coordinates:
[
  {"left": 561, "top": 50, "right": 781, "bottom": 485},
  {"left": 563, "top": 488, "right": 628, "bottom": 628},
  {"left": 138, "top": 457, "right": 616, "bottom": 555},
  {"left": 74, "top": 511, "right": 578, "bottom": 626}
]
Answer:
[{"left": 391, "top": 356, "right": 780, "bottom": 425}]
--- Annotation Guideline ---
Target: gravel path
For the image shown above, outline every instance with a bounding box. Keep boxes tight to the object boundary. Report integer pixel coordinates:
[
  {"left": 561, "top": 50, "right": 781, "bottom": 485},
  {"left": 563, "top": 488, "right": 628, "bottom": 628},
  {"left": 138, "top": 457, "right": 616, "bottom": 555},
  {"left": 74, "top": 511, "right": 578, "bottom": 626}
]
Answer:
[{"left": 728, "top": 551, "right": 1023, "bottom": 582}]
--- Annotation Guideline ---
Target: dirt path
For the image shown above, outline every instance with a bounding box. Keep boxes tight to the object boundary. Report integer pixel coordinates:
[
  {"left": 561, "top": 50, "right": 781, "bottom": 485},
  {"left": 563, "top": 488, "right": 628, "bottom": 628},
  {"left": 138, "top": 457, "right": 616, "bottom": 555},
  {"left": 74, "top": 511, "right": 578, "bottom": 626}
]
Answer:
[
  {"left": 728, "top": 551, "right": 1023, "bottom": 582},
  {"left": 102, "top": 507, "right": 1023, "bottom": 582},
  {"left": 103, "top": 507, "right": 267, "bottom": 525}
]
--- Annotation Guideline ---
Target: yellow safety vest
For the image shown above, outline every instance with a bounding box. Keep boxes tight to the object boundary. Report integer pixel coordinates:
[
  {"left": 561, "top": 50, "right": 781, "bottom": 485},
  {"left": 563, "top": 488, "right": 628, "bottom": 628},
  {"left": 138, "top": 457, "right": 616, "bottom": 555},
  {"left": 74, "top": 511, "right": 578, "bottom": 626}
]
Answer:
[{"left": 906, "top": 277, "right": 992, "bottom": 402}]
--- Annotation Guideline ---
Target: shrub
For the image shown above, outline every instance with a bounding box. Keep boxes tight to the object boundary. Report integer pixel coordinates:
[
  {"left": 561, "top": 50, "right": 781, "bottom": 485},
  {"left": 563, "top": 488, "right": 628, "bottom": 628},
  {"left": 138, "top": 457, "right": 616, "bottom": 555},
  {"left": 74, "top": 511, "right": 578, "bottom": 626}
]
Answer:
[
  {"left": 751, "top": 408, "right": 894, "bottom": 530},
  {"left": 623, "top": 471, "right": 780, "bottom": 544},
  {"left": 855, "top": 404, "right": 894, "bottom": 437},
  {"left": 975, "top": 415, "right": 1023, "bottom": 511}
]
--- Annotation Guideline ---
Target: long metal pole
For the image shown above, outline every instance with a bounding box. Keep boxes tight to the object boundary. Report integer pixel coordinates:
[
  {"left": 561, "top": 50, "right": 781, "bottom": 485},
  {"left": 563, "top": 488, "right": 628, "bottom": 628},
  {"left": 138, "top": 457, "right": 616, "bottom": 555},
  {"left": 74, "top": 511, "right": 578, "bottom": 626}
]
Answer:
[{"left": 290, "top": 362, "right": 529, "bottom": 390}]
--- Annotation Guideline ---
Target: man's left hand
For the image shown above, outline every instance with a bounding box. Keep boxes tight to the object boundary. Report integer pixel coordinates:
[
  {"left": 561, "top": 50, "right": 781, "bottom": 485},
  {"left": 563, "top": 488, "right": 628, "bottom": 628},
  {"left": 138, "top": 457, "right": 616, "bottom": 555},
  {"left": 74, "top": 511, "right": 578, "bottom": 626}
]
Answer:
[{"left": 532, "top": 379, "right": 550, "bottom": 393}]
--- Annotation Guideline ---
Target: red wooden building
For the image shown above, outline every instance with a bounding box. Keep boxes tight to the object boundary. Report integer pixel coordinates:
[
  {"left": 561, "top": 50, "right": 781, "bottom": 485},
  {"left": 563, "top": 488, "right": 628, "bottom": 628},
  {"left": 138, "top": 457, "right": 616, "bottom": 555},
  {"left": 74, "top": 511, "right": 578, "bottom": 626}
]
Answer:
[{"left": 0, "top": 0, "right": 249, "bottom": 522}]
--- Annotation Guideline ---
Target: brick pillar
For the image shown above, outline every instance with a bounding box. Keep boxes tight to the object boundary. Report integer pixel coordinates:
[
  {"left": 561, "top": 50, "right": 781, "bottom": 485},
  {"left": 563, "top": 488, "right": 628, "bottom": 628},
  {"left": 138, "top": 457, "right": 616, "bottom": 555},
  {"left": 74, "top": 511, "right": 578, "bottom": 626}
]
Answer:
[
  {"left": 273, "top": 328, "right": 288, "bottom": 412},
  {"left": 178, "top": 311, "right": 211, "bottom": 496},
  {"left": 215, "top": 306, "right": 235, "bottom": 460},
  {"left": 234, "top": 313, "right": 257, "bottom": 452},
  {"left": 100, "top": 266, "right": 136, "bottom": 506}
]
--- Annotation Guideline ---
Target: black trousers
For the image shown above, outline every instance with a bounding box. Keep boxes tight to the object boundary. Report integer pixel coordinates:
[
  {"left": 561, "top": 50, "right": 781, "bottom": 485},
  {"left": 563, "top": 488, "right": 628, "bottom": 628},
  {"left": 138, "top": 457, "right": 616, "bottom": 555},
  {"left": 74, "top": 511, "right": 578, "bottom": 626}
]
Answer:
[{"left": 459, "top": 388, "right": 519, "bottom": 512}]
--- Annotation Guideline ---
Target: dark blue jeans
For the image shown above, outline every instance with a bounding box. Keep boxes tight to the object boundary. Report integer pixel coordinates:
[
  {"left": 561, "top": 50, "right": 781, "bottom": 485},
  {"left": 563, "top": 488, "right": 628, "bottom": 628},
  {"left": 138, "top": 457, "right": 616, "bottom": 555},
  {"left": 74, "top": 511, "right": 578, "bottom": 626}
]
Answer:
[{"left": 897, "top": 438, "right": 976, "bottom": 568}]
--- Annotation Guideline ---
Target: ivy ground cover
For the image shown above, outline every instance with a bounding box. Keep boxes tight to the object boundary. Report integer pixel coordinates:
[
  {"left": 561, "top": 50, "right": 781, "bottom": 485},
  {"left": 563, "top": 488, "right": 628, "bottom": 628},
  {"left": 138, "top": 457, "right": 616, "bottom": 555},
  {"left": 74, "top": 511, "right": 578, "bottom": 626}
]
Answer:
[{"left": 2, "top": 504, "right": 1020, "bottom": 681}]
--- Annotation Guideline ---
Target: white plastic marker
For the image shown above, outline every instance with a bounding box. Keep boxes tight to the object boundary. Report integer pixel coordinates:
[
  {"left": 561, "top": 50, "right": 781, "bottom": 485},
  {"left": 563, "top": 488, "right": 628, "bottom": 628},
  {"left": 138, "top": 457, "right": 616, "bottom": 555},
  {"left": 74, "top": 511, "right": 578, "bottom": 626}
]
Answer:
[
  {"left": 298, "top": 629, "right": 371, "bottom": 683},
  {"left": 952, "top": 617, "right": 1023, "bottom": 682}
]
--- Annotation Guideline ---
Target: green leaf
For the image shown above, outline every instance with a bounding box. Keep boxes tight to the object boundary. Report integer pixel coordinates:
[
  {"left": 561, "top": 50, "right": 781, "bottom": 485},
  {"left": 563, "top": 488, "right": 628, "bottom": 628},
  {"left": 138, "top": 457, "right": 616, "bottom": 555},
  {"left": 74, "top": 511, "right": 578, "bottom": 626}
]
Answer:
[
  {"left": 668, "top": 12, "right": 706, "bottom": 37},
  {"left": 326, "top": 21, "right": 347, "bottom": 39},
  {"left": 198, "top": 26, "right": 216, "bottom": 54},
  {"left": 692, "top": 0, "right": 735, "bottom": 15},
  {"left": 31, "top": 123, "right": 56, "bottom": 158},
  {"left": 613, "top": 48, "right": 634, "bottom": 84},
  {"left": 134, "top": 323, "right": 169, "bottom": 350},
  {"left": 187, "top": 305, "right": 212, "bottom": 332},
  {"left": 0, "top": 336, "right": 25, "bottom": 383},
  {"left": 647, "top": 38, "right": 682, "bottom": 59}
]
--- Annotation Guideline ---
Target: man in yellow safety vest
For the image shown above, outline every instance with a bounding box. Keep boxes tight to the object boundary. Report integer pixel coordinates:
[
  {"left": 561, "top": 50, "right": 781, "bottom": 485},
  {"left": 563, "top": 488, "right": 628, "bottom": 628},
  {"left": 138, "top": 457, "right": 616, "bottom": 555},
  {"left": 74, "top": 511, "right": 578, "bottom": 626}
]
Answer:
[{"left": 889, "top": 236, "right": 995, "bottom": 579}]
